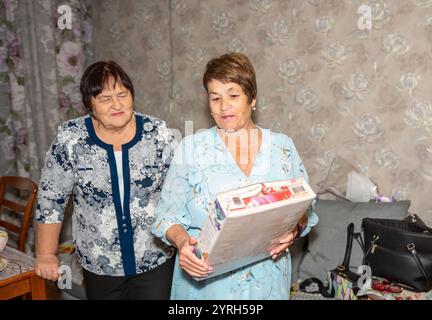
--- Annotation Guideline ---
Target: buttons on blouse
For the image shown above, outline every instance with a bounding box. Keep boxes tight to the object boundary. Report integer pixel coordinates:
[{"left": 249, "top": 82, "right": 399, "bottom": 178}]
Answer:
[{"left": 120, "top": 216, "right": 128, "bottom": 233}]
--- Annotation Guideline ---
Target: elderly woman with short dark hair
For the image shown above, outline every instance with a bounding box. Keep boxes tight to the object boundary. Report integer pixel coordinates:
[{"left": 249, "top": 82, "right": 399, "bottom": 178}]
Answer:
[
  {"left": 152, "top": 52, "right": 319, "bottom": 299},
  {"left": 35, "top": 61, "right": 176, "bottom": 299}
]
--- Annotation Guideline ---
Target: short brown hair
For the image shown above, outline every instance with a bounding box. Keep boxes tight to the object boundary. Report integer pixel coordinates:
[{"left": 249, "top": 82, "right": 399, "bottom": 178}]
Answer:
[
  {"left": 202, "top": 52, "right": 257, "bottom": 104},
  {"left": 80, "top": 61, "right": 134, "bottom": 114}
]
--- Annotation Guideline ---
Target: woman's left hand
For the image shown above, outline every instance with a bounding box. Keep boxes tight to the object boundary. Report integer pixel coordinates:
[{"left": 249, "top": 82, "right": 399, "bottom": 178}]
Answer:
[
  {"left": 269, "top": 213, "right": 308, "bottom": 260},
  {"left": 268, "top": 229, "right": 298, "bottom": 260}
]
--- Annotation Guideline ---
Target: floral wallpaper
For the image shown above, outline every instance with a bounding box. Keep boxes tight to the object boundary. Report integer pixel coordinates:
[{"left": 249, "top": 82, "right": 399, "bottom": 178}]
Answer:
[
  {"left": 92, "top": 0, "right": 172, "bottom": 122},
  {"left": 93, "top": 0, "right": 431, "bottom": 225}
]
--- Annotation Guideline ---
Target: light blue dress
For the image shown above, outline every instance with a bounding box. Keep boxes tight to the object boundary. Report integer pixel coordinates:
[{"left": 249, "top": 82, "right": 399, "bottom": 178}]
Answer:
[{"left": 152, "top": 126, "right": 318, "bottom": 300}]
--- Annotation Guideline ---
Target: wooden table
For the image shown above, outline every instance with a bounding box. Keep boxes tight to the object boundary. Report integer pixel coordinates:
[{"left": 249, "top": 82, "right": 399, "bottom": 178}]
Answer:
[{"left": 0, "top": 246, "right": 46, "bottom": 300}]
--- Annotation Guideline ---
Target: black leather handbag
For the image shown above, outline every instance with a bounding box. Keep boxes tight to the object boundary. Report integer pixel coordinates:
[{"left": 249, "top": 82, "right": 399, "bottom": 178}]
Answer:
[{"left": 362, "top": 216, "right": 432, "bottom": 292}]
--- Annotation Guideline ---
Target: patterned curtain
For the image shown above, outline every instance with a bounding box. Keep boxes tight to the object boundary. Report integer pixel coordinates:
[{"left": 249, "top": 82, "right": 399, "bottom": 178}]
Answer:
[
  {"left": 0, "top": 0, "right": 92, "bottom": 252},
  {"left": 0, "top": 0, "right": 92, "bottom": 179}
]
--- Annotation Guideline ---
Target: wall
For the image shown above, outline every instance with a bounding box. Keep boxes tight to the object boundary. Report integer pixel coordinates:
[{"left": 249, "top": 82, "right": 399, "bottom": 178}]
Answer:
[{"left": 92, "top": 0, "right": 432, "bottom": 224}]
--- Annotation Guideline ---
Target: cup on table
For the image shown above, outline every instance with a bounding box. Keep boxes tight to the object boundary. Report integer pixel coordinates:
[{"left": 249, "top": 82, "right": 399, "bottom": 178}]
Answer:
[{"left": 0, "top": 230, "right": 8, "bottom": 253}]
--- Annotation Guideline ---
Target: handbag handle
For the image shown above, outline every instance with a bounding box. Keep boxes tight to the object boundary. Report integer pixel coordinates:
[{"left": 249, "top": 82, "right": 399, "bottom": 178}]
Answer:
[
  {"left": 342, "top": 223, "right": 355, "bottom": 268},
  {"left": 407, "top": 243, "right": 432, "bottom": 290},
  {"left": 299, "top": 223, "right": 357, "bottom": 298}
]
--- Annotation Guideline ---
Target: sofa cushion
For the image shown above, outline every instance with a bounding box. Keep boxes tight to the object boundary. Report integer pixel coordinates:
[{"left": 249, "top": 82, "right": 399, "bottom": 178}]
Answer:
[{"left": 290, "top": 236, "right": 307, "bottom": 284}]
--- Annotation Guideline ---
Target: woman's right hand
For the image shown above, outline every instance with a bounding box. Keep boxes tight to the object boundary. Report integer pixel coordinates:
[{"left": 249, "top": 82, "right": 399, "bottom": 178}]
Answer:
[
  {"left": 178, "top": 236, "right": 213, "bottom": 278},
  {"left": 35, "top": 254, "right": 59, "bottom": 281}
]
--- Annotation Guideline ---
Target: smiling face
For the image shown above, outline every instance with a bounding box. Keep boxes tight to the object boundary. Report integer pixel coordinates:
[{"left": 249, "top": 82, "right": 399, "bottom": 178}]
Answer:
[
  {"left": 208, "top": 79, "right": 256, "bottom": 132},
  {"left": 91, "top": 77, "right": 134, "bottom": 130}
]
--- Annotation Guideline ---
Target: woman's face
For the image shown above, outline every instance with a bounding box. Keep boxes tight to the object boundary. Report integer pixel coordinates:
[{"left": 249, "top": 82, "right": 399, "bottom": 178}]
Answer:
[
  {"left": 91, "top": 77, "right": 134, "bottom": 130},
  {"left": 207, "top": 79, "right": 256, "bottom": 132}
]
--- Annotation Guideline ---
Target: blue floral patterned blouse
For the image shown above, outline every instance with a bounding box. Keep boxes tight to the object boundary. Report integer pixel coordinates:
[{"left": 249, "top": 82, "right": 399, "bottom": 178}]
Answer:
[
  {"left": 36, "top": 112, "right": 176, "bottom": 276},
  {"left": 152, "top": 127, "right": 319, "bottom": 299}
]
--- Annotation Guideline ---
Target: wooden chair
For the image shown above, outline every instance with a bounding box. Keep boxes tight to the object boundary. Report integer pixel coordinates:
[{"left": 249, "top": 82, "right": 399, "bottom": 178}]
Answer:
[{"left": 0, "top": 176, "right": 38, "bottom": 252}]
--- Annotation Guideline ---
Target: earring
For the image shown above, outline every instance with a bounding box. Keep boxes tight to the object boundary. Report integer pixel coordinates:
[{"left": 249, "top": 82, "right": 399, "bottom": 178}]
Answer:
[{"left": 252, "top": 107, "right": 256, "bottom": 111}]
